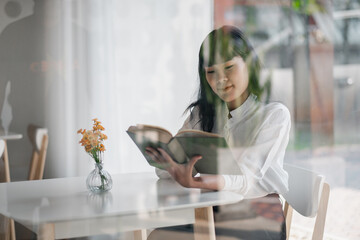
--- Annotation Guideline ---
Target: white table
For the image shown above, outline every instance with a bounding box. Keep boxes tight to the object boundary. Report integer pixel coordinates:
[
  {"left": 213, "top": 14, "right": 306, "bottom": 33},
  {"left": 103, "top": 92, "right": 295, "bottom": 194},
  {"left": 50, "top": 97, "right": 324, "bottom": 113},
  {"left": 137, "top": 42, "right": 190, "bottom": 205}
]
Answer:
[{"left": 0, "top": 172, "right": 243, "bottom": 240}]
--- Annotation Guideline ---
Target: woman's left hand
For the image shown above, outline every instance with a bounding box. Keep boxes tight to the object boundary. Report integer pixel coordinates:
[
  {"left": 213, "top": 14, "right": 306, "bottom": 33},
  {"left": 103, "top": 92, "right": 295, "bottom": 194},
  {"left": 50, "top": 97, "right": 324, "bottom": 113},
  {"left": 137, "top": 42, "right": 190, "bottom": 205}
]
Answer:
[{"left": 145, "top": 147, "right": 202, "bottom": 188}]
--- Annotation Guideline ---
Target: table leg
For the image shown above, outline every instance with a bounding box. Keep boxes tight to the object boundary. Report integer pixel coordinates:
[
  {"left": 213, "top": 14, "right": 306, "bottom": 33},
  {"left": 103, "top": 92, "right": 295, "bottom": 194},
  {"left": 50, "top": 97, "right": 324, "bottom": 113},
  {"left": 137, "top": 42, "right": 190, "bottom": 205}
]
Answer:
[
  {"left": 194, "top": 207, "right": 215, "bottom": 240},
  {"left": 38, "top": 223, "right": 55, "bottom": 240},
  {"left": 134, "top": 229, "right": 147, "bottom": 240},
  {"left": 133, "top": 229, "right": 147, "bottom": 240},
  {"left": 9, "top": 220, "right": 15, "bottom": 240}
]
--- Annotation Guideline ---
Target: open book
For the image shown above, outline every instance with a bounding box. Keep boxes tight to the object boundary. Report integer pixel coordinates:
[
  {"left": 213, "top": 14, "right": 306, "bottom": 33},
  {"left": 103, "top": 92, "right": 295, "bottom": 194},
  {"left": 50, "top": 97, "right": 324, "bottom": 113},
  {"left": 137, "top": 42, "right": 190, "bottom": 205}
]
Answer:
[{"left": 126, "top": 124, "right": 241, "bottom": 175}]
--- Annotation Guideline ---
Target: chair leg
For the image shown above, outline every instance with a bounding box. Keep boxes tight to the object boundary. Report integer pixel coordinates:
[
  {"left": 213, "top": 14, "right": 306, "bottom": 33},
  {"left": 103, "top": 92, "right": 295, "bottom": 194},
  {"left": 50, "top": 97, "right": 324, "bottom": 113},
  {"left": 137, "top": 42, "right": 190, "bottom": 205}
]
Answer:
[
  {"left": 0, "top": 214, "right": 9, "bottom": 240},
  {"left": 3, "top": 141, "right": 11, "bottom": 182},
  {"left": 0, "top": 141, "right": 16, "bottom": 240},
  {"left": 28, "top": 151, "right": 39, "bottom": 180},
  {"left": 312, "top": 183, "right": 330, "bottom": 240},
  {"left": 284, "top": 202, "right": 293, "bottom": 240},
  {"left": 36, "top": 135, "right": 48, "bottom": 180}
]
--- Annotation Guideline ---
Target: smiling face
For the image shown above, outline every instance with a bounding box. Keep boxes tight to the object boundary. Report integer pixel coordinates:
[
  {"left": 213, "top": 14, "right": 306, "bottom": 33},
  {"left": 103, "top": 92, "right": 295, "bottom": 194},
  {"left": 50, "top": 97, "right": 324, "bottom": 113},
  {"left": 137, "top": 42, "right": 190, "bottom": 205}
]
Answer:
[{"left": 204, "top": 56, "right": 249, "bottom": 111}]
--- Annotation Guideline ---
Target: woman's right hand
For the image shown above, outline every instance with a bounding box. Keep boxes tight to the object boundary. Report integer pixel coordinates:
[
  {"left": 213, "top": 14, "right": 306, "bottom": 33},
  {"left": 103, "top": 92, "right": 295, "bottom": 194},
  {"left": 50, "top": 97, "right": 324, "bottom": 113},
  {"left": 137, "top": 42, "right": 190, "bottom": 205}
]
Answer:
[{"left": 145, "top": 147, "right": 202, "bottom": 188}]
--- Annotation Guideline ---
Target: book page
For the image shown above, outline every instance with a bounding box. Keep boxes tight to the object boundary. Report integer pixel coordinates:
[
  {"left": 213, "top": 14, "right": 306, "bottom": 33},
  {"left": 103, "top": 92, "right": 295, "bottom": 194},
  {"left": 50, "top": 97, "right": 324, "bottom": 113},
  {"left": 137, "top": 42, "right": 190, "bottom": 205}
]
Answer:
[
  {"left": 127, "top": 124, "right": 188, "bottom": 170},
  {"left": 127, "top": 130, "right": 172, "bottom": 170},
  {"left": 175, "top": 129, "right": 221, "bottom": 138},
  {"left": 127, "top": 124, "right": 173, "bottom": 143}
]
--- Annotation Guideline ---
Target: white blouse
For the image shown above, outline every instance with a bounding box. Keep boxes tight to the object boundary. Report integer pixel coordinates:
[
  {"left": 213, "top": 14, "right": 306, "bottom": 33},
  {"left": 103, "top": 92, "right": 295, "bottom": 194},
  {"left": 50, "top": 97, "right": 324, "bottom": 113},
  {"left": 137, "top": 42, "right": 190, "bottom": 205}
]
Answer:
[{"left": 156, "top": 94, "right": 290, "bottom": 199}]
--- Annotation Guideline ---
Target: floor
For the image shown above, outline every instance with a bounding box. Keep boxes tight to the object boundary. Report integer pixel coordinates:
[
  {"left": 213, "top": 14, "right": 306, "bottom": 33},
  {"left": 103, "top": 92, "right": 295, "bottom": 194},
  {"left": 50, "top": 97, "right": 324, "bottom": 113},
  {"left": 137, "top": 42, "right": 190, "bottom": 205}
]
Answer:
[
  {"left": 285, "top": 144, "right": 360, "bottom": 240},
  {"left": 290, "top": 187, "right": 360, "bottom": 240}
]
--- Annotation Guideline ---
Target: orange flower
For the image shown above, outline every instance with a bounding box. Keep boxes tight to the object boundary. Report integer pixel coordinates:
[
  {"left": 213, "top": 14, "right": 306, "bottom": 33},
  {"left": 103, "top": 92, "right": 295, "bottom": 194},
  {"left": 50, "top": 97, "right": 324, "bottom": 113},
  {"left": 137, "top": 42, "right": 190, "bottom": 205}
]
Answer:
[
  {"left": 85, "top": 145, "right": 92, "bottom": 152},
  {"left": 78, "top": 118, "right": 107, "bottom": 162},
  {"left": 99, "top": 144, "right": 105, "bottom": 152},
  {"left": 100, "top": 133, "right": 107, "bottom": 140},
  {"left": 97, "top": 125, "right": 105, "bottom": 131}
]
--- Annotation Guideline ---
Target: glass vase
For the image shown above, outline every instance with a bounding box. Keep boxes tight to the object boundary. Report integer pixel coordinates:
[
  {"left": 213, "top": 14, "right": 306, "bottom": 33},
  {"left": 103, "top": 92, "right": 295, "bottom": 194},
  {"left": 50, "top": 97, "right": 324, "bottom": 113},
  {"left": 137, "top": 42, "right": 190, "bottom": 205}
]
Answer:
[{"left": 86, "top": 161, "right": 113, "bottom": 193}]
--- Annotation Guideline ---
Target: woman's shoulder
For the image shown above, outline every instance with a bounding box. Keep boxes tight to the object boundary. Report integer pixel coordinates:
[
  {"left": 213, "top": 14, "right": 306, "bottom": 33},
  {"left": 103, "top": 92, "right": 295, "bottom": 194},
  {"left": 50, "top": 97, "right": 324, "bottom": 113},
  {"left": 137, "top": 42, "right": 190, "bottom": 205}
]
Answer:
[
  {"left": 261, "top": 101, "right": 291, "bottom": 123},
  {"left": 264, "top": 101, "right": 289, "bottom": 112}
]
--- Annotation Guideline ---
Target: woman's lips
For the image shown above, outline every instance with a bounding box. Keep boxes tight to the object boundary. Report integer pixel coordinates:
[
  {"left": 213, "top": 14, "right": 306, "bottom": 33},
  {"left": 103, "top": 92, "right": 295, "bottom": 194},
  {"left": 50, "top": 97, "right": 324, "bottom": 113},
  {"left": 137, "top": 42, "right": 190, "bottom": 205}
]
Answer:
[{"left": 220, "top": 85, "right": 233, "bottom": 92}]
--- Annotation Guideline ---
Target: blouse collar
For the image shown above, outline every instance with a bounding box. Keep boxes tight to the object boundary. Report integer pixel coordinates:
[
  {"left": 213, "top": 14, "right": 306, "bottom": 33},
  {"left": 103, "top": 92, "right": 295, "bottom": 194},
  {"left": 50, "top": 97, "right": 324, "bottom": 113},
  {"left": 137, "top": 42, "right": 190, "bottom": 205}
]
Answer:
[{"left": 227, "top": 93, "right": 258, "bottom": 124}]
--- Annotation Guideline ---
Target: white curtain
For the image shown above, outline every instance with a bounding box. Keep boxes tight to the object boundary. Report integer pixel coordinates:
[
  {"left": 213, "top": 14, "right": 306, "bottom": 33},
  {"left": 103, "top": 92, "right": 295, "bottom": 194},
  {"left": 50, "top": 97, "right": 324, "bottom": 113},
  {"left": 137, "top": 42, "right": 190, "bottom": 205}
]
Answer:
[{"left": 38, "top": 0, "right": 212, "bottom": 177}]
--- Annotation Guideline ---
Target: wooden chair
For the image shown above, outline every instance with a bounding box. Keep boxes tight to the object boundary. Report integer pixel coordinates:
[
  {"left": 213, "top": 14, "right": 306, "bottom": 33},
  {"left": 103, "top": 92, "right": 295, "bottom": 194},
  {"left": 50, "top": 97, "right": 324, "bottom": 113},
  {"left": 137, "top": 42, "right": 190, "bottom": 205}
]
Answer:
[
  {"left": 0, "top": 139, "right": 15, "bottom": 240},
  {"left": 11, "top": 126, "right": 49, "bottom": 240},
  {"left": 282, "top": 163, "right": 330, "bottom": 240},
  {"left": 0, "top": 140, "right": 7, "bottom": 181},
  {"left": 27, "top": 124, "right": 48, "bottom": 180}
]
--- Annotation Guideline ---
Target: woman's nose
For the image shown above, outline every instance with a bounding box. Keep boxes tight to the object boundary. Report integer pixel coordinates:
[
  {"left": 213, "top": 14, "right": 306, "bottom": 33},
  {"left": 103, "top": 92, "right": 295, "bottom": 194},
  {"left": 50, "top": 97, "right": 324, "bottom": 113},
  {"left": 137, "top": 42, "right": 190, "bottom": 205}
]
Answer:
[{"left": 216, "top": 70, "right": 227, "bottom": 82}]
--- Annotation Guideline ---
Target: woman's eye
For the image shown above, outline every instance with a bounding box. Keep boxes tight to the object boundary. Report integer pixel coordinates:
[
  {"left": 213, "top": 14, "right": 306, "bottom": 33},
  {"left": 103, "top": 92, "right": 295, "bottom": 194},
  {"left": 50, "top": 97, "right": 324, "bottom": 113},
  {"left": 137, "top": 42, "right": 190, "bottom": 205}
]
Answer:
[
  {"left": 206, "top": 70, "right": 215, "bottom": 74},
  {"left": 225, "top": 65, "right": 233, "bottom": 70}
]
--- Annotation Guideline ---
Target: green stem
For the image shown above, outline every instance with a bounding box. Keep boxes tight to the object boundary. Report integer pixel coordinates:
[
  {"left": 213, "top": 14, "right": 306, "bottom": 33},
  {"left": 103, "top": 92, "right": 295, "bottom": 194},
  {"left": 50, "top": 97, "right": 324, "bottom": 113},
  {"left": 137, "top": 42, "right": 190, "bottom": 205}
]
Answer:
[
  {"left": 90, "top": 149, "right": 100, "bottom": 163},
  {"left": 95, "top": 159, "right": 106, "bottom": 190},
  {"left": 90, "top": 149, "right": 107, "bottom": 190},
  {"left": 100, "top": 173, "right": 106, "bottom": 190}
]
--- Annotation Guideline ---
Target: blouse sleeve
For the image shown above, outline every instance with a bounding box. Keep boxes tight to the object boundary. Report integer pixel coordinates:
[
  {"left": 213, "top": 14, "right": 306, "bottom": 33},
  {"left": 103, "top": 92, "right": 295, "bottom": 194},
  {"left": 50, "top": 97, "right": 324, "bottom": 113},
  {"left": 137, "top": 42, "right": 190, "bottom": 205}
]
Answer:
[{"left": 222, "top": 104, "right": 291, "bottom": 198}]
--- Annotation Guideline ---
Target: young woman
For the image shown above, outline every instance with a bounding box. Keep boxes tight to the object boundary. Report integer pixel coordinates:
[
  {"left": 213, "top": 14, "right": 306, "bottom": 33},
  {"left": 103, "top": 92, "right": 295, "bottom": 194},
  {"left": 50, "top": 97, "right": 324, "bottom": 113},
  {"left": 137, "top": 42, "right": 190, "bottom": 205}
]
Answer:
[{"left": 146, "top": 25, "right": 290, "bottom": 239}]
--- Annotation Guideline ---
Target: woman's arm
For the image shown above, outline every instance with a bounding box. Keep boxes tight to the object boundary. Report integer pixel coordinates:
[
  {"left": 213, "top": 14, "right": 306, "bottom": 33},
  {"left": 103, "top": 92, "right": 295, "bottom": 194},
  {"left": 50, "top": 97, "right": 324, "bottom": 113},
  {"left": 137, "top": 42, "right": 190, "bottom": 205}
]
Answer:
[
  {"left": 224, "top": 104, "right": 291, "bottom": 197},
  {"left": 146, "top": 147, "right": 225, "bottom": 190}
]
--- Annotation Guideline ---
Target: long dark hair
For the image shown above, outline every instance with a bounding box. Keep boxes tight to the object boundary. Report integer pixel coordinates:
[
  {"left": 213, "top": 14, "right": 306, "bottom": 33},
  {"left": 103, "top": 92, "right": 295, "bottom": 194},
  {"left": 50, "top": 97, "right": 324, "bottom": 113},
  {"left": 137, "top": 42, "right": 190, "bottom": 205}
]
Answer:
[{"left": 186, "top": 25, "right": 266, "bottom": 132}]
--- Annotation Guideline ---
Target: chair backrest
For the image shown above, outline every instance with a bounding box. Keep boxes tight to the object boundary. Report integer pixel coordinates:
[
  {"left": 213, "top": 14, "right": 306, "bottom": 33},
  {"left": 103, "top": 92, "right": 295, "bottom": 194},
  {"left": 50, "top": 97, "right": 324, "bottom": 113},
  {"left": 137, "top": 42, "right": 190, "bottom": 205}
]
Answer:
[
  {"left": 282, "top": 163, "right": 330, "bottom": 240},
  {"left": 27, "top": 124, "right": 48, "bottom": 180}
]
